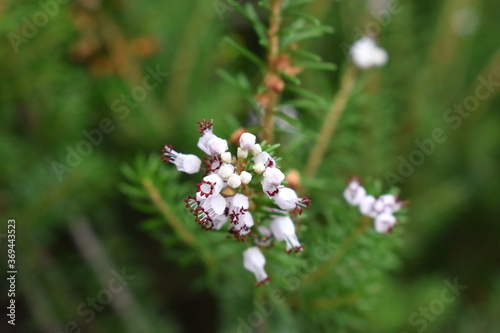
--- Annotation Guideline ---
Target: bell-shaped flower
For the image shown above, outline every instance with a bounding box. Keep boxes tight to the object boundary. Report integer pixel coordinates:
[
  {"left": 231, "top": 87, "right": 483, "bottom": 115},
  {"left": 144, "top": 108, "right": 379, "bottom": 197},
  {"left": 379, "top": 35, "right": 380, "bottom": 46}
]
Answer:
[
  {"left": 243, "top": 247, "right": 270, "bottom": 285},
  {"left": 273, "top": 187, "right": 311, "bottom": 214},
  {"left": 270, "top": 216, "right": 303, "bottom": 253},
  {"left": 374, "top": 213, "right": 397, "bottom": 234},
  {"left": 161, "top": 146, "right": 201, "bottom": 174},
  {"left": 197, "top": 120, "right": 228, "bottom": 156},
  {"left": 196, "top": 174, "right": 225, "bottom": 199},
  {"left": 228, "top": 194, "right": 250, "bottom": 224},
  {"left": 343, "top": 178, "right": 366, "bottom": 206}
]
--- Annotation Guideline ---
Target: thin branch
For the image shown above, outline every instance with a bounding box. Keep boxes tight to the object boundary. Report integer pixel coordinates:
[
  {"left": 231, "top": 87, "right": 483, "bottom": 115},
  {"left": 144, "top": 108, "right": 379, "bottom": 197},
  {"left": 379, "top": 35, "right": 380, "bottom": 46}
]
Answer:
[
  {"left": 306, "top": 217, "right": 369, "bottom": 284},
  {"left": 141, "top": 178, "right": 216, "bottom": 268},
  {"left": 262, "top": 0, "right": 283, "bottom": 144},
  {"left": 304, "top": 65, "right": 357, "bottom": 179},
  {"left": 312, "top": 292, "right": 360, "bottom": 309}
]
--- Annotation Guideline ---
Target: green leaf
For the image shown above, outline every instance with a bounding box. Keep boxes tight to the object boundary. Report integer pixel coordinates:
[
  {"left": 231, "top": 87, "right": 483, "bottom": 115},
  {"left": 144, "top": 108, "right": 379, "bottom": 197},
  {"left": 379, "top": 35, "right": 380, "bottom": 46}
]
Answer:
[
  {"left": 224, "top": 36, "right": 266, "bottom": 68},
  {"left": 298, "top": 61, "right": 337, "bottom": 71}
]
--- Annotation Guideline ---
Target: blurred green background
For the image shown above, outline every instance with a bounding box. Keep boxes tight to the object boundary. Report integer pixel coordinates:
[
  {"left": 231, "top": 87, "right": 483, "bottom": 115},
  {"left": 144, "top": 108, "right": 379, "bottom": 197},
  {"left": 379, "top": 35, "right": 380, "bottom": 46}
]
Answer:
[{"left": 1, "top": 0, "right": 499, "bottom": 332}]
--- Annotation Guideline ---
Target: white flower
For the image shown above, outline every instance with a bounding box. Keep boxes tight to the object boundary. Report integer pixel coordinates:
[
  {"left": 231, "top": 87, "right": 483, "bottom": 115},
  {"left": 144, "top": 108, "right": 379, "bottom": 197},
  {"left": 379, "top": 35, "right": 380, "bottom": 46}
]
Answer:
[
  {"left": 343, "top": 178, "right": 366, "bottom": 206},
  {"left": 161, "top": 146, "right": 201, "bottom": 174},
  {"left": 253, "top": 152, "right": 275, "bottom": 169},
  {"left": 218, "top": 163, "right": 235, "bottom": 179},
  {"left": 270, "top": 216, "right": 303, "bottom": 253},
  {"left": 251, "top": 143, "right": 262, "bottom": 156},
  {"left": 350, "top": 36, "right": 388, "bottom": 69},
  {"left": 228, "top": 194, "right": 250, "bottom": 224},
  {"left": 230, "top": 211, "right": 254, "bottom": 238},
  {"left": 220, "top": 152, "right": 232, "bottom": 163},
  {"left": 253, "top": 162, "right": 266, "bottom": 174},
  {"left": 378, "top": 194, "right": 403, "bottom": 214},
  {"left": 273, "top": 187, "right": 311, "bottom": 214},
  {"left": 185, "top": 194, "right": 228, "bottom": 230},
  {"left": 239, "top": 132, "right": 256, "bottom": 149},
  {"left": 197, "top": 174, "right": 225, "bottom": 198},
  {"left": 237, "top": 147, "right": 249, "bottom": 159},
  {"left": 207, "top": 137, "right": 228, "bottom": 155},
  {"left": 261, "top": 178, "right": 279, "bottom": 197},
  {"left": 240, "top": 171, "right": 252, "bottom": 184},
  {"left": 196, "top": 120, "right": 228, "bottom": 156},
  {"left": 243, "top": 247, "right": 269, "bottom": 285},
  {"left": 374, "top": 213, "right": 396, "bottom": 233},
  {"left": 227, "top": 174, "right": 242, "bottom": 188},
  {"left": 359, "top": 195, "right": 377, "bottom": 218},
  {"left": 263, "top": 168, "right": 285, "bottom": 186}
]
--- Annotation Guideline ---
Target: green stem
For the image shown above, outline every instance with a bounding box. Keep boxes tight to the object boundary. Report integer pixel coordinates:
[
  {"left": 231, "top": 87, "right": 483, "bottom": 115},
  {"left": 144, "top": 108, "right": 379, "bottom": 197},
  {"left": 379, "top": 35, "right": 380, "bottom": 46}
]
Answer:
[
  {"left": 142, "top": 178, "right": 216, "bottom": 269},
  {"left": 306, "top": 217, "right": 369, "bottom": 284},
  {"left": 304, "top": 65, "right": 357, "bottom": 179}
]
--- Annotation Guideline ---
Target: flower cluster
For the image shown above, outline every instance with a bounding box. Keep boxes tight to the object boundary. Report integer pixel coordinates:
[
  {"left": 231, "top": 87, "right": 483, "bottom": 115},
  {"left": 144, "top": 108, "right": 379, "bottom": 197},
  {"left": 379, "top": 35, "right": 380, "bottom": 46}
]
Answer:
[
  {"left": 343, "top": 177, "right": 405, "bottom": 233},
  {"left": 161, "top": 120, "right": 311, "bottom": 284},
  {"left": 350, "top": 36, "right": 388, "bottom": 69}
]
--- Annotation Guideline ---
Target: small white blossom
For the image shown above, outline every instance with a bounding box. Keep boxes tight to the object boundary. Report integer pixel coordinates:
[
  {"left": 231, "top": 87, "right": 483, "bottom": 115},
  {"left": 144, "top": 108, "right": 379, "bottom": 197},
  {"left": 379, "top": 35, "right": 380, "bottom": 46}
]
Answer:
[
  {"left": 231, "top": 211, "right": 254, "bottom": 238},
  {"left": 243, "top": 247, "right": 269, "bottom": 285},
  {"left": 196, "top": 120, "right": 228, "bottom": 156},
  {"left": 218, "top": 163, "right": 235, "bottom": 179},
  {"left": 237, "top": 147, "right": 249, "bottom": 159},
  {"left": 239, "top": 132, "right": 256, "bottom": 149},
  {"left": 350, "top": 36, "right": 388, "bottom": 69},
  {"left": 251, "top": 143, "right": 262, "bottom": 156},
  {"left": 374, "top": 213, "right": 396, "bottom": 234},
  {"left": 220, "top": 151, "right": 232, "bottom": 163},
  {"left": 253, "top": 162, "right": 266, "bottom": 174},
  {"left": 228, "top": 174, "right": 242, "bottom": 189},
  {"left": 207, "top": 137, "right": 228, "bottom": 156},
  {"left": 197, "top": 174, "right": 225, "bottom": 198},
  {"left": 228, "top": 193, "right": 250, "bottom": 224},
  {"left": 359, "top": 195, "right": 377, "bottom": 218},
  {"left": 240, "top": 171, "right": 252, "bottom": 184},
  {"left": 161, "top": 146, "right": 201, "bottom": 174},
  {"left": 343, "top": 178, "right": 366, "bottom": 206},
  {"left": 263, "top": 168, "right": 285, "bottom": 186},
  {"left": 273, "top": 187, "right": 311, "bottom": 214},
  {"left": 270, "top": 216, "right": 303, "bottom": 253},
  {"left": 253, "top": 152, "right": 275, "bottom": 169}
]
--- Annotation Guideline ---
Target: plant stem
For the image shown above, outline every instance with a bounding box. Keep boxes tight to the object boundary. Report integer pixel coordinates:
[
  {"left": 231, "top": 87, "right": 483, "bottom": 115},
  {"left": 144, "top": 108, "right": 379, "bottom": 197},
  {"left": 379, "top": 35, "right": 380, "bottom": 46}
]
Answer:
[
  {"left": 142, "top": 178, "right": 217, "bottom": 269},
  {"left": 305, "top": 217, "right": 369, "bottom": 284},
  {"left": 262, "top": 0, "right": 283, "bottom": 144},
  {"left": 304, "top": 65, "right": 357, "bottom": 179}
]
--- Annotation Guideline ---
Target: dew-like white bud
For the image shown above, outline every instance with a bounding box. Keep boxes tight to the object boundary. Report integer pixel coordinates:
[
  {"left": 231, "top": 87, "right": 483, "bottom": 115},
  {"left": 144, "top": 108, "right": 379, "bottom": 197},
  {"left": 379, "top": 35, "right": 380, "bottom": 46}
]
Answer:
[
  {"left": 220, "top": 152, "right": 232, "bottom": 163},
  {"left": 350, "top": 36, "right": 388, "bottom": 69},
  {"left": 218, "top": 163, "right": 235, "bottom": 179},
  {"left": 228, "top": 174, "right": 242, "bottom": 188},
  {"left": 237, "top": 147, "right": 249, "bottom": 159},
  {"left": 251, "top": 143, "right": 262, "bottom": 156},
  {"left": 240, "top": 171, "right": 252, "bottom": 184},
  {"left": 263, "top": 168, "right": 285, "bottom": 186},
  {"left": 239, "top": 132, "right": 256, "bottom": 149},
  {"left": 253, "top": 162, "right": 266, "bottom": 174},
  {"left": 243, "top": 247, "right": 269, "bottom": 285},
  {"left": 253, "top": 152, "right": 275, "bottom": 169}
]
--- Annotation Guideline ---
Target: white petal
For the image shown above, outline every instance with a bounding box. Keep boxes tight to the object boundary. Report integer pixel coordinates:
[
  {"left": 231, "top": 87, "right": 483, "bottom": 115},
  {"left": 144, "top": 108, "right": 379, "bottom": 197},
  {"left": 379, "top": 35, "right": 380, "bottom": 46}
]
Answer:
[{"left": 239, "top": 132, "right": 256, "bottom": 149}]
